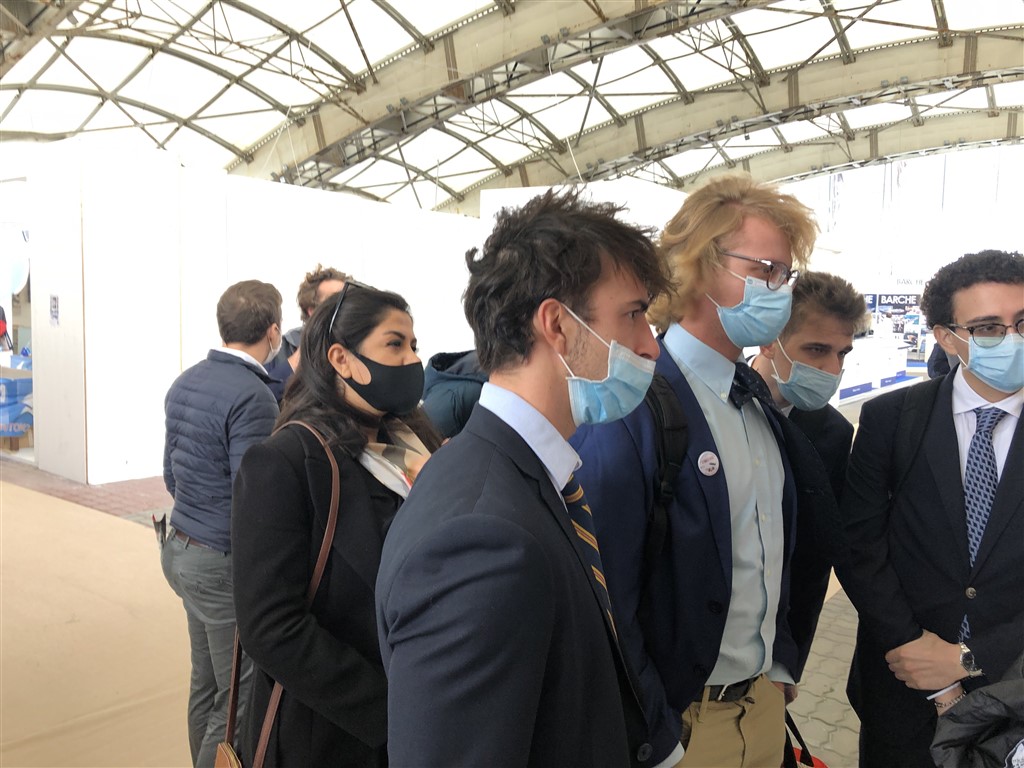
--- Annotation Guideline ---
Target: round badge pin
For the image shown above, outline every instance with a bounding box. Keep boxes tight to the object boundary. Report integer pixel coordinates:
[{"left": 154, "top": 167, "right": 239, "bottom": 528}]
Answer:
[{"left": 698, "top": 450, "right": 720, "bottom": 476}]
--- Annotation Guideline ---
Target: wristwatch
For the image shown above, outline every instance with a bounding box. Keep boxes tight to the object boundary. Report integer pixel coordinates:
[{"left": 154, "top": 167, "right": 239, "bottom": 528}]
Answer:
[{"left": 959, "top": 642, "right": 984, "bottom": 678}]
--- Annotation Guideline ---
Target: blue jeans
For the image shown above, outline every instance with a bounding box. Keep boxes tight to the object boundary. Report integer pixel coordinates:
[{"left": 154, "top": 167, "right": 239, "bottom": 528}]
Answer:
[{"left": 161, "top": 531, "right": 252, "bottom": 768}]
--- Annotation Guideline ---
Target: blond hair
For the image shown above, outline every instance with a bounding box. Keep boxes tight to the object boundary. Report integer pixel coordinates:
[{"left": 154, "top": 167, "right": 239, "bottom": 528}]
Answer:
[{"left": 647, "top": 174, "right": 818, "bottom": 332}]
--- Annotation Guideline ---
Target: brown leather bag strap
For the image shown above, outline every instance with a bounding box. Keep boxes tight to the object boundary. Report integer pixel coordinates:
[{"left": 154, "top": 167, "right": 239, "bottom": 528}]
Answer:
[
  {"left": 223, "top": 628, "right": 242, "bottom": 745},
  {"left": 249, "top": 420, "right": 341, "bottom": 768}
]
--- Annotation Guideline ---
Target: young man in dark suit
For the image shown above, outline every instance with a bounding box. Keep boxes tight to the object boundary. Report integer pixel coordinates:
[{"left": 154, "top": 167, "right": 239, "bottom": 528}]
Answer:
[
  {"left": 376, "top": 189, "right": 672, "bottom": 767},
  {"left": 839, "top": 249, "right": 1024, "bottom": 767},
  {"left": 570, "top": 174, "right": 829, "bottom": 767},
  {"left": 750, "top": 271, "right": 868, "bottom": 677}
]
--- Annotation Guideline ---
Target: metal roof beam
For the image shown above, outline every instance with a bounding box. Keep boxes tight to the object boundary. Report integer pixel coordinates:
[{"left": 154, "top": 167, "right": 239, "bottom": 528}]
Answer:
[
  {"left": 220, "top": 0, "right": 364, "bottom": 92},
  {"left": 231, "top": 0, "right": 775, "bottom": 177},
  {"left": 722, "top": 18, "right": 769, "bottom": 87},
  {"left": 819, "top": 0, "right": 855, "bottom": 65},
  {"left": 931, "top": 0, "right": 953, "bottom": 48},
  {"left": 439, "top": 33, "right": 1024, "bottom": 214},
  {"left": 0, "top": 82, "right": 249, "bottom": 158},
  {"left": 0, "top": 0, "right": 93, "bottom": 78}
]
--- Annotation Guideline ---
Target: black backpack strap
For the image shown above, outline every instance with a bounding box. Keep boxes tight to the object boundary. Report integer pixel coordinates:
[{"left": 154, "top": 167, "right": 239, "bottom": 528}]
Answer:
[
  {"left": 890, "top": 375, "right": 943, "bottom": 499},
  {"left": 639, "top": 374, "right": 688, "bottom": 623}
]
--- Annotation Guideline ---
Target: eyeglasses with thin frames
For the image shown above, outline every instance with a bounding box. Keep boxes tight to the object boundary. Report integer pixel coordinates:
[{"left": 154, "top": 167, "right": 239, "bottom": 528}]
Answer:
[
  {"left": 720, "top": 250, "right": 798, "bottom": 291},
  {"left": 946, "top": 318, "right": 1024, "bottom": 348}
]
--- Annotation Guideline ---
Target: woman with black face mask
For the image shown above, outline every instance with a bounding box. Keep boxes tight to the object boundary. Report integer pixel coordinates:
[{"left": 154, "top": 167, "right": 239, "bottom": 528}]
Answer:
[{"left": 230, "top": 283, "right": 441, "bottom": 768}]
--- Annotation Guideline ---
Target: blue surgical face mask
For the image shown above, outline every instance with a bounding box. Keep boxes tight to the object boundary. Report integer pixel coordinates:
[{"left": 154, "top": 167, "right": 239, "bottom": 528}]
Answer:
[
  {"left": 558, "top": 305, "right": 656, "bottom": 426},
  {"left": 951, "top": 331, "right": 1024, "bottom": 393},
  {"left": 708, "top": 267, "right": 793, "bottom": 348},
  {"left": 770, "top": 341, "right": 843, "bottom": 411}
]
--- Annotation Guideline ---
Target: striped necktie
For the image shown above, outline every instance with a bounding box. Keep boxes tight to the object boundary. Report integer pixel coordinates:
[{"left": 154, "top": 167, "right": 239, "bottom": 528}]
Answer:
[
  {"left": 562, "top": 474, "right": 617, "bottom": 639},
  {"left": 960, "top": 406, "right": 1007, "bottom": 640}
]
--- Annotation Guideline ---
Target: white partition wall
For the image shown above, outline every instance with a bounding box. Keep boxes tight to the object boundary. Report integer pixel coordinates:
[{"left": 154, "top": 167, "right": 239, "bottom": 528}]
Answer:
[{"left": 26, "top": 138, "right": 482, "bottom": 485}]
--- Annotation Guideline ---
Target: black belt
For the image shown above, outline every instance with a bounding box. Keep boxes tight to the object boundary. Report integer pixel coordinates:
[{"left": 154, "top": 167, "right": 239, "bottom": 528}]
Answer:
[
  {"left": 172, "top": 528, "right": 217, "bottom": 551},
  {"left": 706, "top": 677, "right": 757, "bottom": 702}
]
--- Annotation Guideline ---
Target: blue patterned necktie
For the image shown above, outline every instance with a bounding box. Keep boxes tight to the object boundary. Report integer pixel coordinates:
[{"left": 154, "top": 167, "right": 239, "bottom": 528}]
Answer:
[
  {"left": 960, "top": 406, "right": 1007, "bottom": 640},
  {"left": 730, "top": 361, "right": 774, "bottom": 410},
  {"left": 561, "top": 474, "right": 617, "bottom": 640}
]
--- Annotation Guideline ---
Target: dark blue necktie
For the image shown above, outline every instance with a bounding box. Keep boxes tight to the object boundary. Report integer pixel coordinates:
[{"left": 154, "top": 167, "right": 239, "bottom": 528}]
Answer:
[
  {"left": 960, "top": 406, "right": 1007, "bottom": 640},
  {"left": 562, "top": 474, "right": 617, "bottom": 640},
  {"left": 730, "top": 361, "right": 774, "bottom": 409}
]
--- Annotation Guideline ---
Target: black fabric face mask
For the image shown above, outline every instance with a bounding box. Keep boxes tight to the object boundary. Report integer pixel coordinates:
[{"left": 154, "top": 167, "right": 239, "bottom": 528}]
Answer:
[{"left": 344, "top": 350, "right": 424, "bottom": 415}]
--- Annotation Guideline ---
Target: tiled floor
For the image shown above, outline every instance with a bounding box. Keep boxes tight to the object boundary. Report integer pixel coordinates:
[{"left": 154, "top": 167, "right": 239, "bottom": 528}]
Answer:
[
  {"left": 0, "top": 456, "right": 172, "bottom": 527},
  {"left": 0, "top": 453, "right": 863, "bottom": 766}
]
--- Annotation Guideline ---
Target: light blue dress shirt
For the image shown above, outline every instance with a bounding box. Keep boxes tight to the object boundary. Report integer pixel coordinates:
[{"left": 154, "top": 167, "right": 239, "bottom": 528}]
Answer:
[
  {"left": 477, "top": 382, "right": 581, "bottom": 497},
  {"left": 663, "top": 323, "right": 791, "bottom": 685}
]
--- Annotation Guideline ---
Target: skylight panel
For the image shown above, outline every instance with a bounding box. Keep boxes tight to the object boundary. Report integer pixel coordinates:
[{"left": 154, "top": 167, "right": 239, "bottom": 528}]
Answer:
[
  {"left": 383, "top": 129, "right": 466, "bottom": 171},
  {"left": 478, "top": 131, "right": 539, "bottom": 165},
  {"left": 33, "top": 51, "right": 96, "bottom": 90},
  {"left": 834, "top": 0, "right": 936, "bottom": 50},
  {"left": 914, "top": 89, "right": 989, "bottom": 111},
  {"left": 721, "top": 127, "right": 782, "bottom": 160},
  {"left": 945, "top": 0, "right": 1024, "bottom": 30},
  {"left": 337, "top": 0, "right": 416, "bottom": 68},
  {"left": 1, "top": 90, "right": 100, "bottom": 135},
  {"left": 531, "top": 95, "right": 611, "bottom": 140},
  {"left": 192, "top": 110, "right": 283, "bottom": 147},
  {"left": 58, "top": 37, "right": 150, "bottom": 92},
  {"left": 662, "top": 145, "right": 720, "bottom": 177},
  {"left": 734, "top": 12, "right": 840, "bottom": 71},
  {"left": 991, "top": 80, "right": 1024, "bottom": 108},
  {"left": 242, "top": 68, "right": 327, "bottom": 108},
  {"left": 776, "top": 120, "right": 834, "bottom": 143},
  {"left": 79, "top": 100, "right": 138, "bottom": 132},
  {"left": 192, "top": 4, "right": 284, "bottom": 57},
  {"left": 387, "top": 178, "right": 451, "bottom": 209},
  {"left": 841, "top": 101, "right": 914, "bottom": 130},
  {"left": 118, "top": 53, "right": 228, "bottom": 118}
]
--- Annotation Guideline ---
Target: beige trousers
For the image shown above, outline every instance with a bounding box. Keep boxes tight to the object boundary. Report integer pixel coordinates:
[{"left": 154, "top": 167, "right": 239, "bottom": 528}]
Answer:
[{"left": 675, "top": 674, "right": 786, "bottom": 768}]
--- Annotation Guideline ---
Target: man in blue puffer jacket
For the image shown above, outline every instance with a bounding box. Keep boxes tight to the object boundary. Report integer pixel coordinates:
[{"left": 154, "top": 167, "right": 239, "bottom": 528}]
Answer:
[{"left": 162, "top": 279, "right": 281, "bottom": 768}]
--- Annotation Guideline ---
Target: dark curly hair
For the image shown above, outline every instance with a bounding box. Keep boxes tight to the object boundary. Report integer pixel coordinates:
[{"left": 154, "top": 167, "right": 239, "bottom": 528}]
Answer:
[
  {"left": 278, "top": 284, "right": 440, "bottom": 456},
  {"left": 920, "top": 250, "right": 1024, "bottom": 328},
  {"left": 464, "top": 187, "right": 673, "bottom": 374}
]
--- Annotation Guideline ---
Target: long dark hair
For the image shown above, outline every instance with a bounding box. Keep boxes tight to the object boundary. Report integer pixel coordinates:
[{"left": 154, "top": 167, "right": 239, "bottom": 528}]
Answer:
[{"left": 277, "top": 284, "right": 441, "bottom": 457}]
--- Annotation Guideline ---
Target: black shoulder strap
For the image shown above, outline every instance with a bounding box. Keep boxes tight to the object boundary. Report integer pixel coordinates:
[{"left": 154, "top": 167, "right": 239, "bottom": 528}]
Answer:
[
  {"left": 890, "top": 375, "right": 943, "bottom": 499},
  {"left": 639, "top": 373, "right": 688, "bottom": 612}
]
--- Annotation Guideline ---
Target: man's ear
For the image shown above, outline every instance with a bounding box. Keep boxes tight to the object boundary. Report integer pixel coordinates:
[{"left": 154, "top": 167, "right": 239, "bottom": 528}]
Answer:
[
  {"left": 760, "top": 341, "right": 778, "bottom": 360},
  {"left": 934, "top": 326, "right": 960, "bottom": 358},
  {"left": 534, "top": 298, "right": 573, "bottom": 357}
]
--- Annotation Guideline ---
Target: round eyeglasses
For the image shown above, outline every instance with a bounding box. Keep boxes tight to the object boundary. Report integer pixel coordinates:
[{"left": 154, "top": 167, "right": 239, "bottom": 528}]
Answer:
[
  {"left": 946, "top": 318, "right": 1024, "bottom": 348},
  {"left": 721, "top": 250, "right": 798, "bottom": 291}
]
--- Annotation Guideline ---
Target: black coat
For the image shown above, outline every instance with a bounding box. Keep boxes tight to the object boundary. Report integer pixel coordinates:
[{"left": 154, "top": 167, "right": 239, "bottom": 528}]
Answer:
[
  {"left": 838, "top": 373, "right": 1024, "bottom": 765},
  {"left": 232, "top": 424, "right": 399, "bottom": 767}
]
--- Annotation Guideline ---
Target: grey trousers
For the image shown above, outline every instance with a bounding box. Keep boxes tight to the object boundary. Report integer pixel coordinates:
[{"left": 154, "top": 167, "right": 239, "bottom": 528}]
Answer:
[{"left": 161, "top": 531, "right": 252, "bottom": 768}]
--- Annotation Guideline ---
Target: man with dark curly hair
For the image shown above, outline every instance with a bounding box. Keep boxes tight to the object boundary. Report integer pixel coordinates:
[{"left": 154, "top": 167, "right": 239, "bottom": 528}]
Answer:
[
  {"left": 838, "top": 249, "right": 1023, "bottom": 768},
  {"left": 377, "top": 187, "right": 672, "bottom": 767}
]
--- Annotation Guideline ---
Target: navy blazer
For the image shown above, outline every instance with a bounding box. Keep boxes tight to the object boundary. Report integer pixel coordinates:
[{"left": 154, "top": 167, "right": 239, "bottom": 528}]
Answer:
[
  {"left": 571, "top": 340, "right": 826, "bottom": 762},
  {"left": 839, "top": 373, "right": 1024, "bottom": 753},
  {"left": 376, "top": 405, "right": 651, "bottom": 768}
]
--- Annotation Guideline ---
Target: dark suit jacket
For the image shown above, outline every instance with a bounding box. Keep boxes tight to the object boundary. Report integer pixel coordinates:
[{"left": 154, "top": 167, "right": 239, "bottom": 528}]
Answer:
[
  {"left": 787, "top": 404, "right": 854, "bottom": 678},
  {"left": 376, "top": 405, "right": 651, "bottom": 768},
  {"left": 570, "top": 340, "right": 831, "bottom": 762},
  {"left": 232, "top": 425, "right": 395, "bottom": 767},
  {"left": 838, "top": 373, "right": 1024, "bottom": 758}
]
